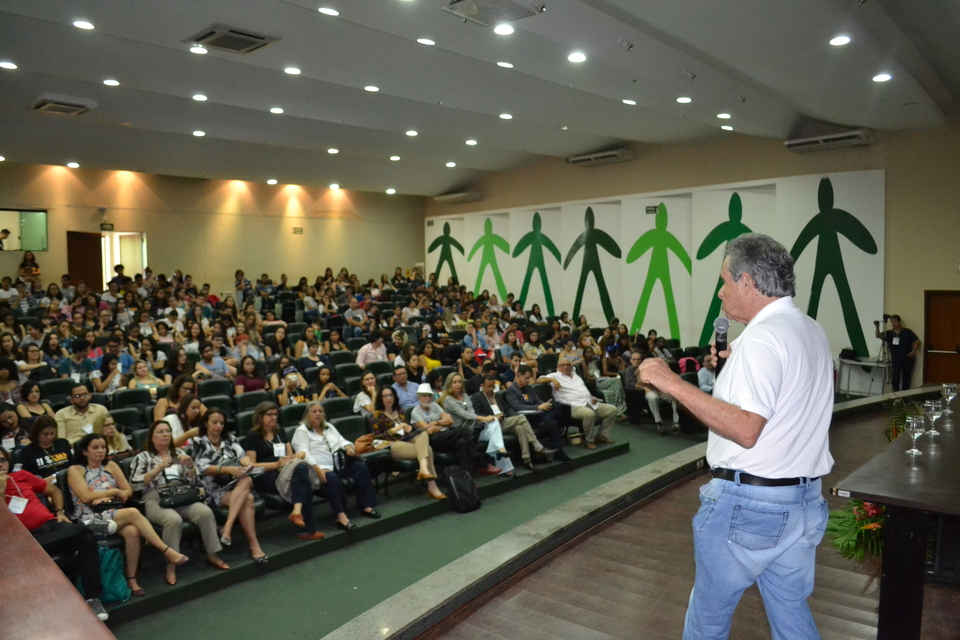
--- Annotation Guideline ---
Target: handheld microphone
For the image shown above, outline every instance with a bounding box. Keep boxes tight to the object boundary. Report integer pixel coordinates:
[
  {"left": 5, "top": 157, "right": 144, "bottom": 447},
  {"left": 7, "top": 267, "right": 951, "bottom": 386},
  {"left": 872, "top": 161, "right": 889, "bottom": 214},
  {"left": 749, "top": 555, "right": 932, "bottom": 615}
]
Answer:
[{"left": 713, "top": 317, "right": 729, "bottom": 375}]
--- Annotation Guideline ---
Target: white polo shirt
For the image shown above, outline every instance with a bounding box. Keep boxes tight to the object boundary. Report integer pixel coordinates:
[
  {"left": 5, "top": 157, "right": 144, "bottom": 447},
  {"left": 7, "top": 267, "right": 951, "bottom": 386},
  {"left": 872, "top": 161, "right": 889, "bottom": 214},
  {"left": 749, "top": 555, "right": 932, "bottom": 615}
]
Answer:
[
  {"left": 542, "top": 371, "right": 594, "bottom": 408},
  {"left": 708, "top": 297, "right": 834, "bottom": 478}
]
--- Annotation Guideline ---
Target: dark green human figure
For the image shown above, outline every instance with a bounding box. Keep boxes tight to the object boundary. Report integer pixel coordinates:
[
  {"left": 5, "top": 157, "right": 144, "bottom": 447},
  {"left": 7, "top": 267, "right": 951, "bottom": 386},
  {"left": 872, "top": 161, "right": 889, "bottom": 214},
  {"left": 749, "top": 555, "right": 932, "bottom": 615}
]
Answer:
[
  {"left": 626, "top": 202, "right": 692, "bottom": 338},
  {"left": 790, "top": 177, "right": 877, "bottom": 357},
  {"left": 563, "top": 207, "right": 621, "bottom": 321},
  {"left": 513, "top": 212, "right": 562, "bottom": 316},
  {"left": 428, "top": 222, "right": 464, "bottom": 282},
  {"left": 696, "top": 193, "right": 752, "bottom": 345},
  {"left": 467, "top": 218, "right": 510, "bottom": 300}
]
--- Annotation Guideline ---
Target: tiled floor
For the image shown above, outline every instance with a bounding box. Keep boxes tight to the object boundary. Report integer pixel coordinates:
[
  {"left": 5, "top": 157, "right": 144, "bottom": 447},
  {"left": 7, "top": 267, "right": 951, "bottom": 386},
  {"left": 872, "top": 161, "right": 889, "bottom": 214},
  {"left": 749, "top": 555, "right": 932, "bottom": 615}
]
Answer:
[{"left": 439, "top": 409, "right": 960, "bottom": 639}]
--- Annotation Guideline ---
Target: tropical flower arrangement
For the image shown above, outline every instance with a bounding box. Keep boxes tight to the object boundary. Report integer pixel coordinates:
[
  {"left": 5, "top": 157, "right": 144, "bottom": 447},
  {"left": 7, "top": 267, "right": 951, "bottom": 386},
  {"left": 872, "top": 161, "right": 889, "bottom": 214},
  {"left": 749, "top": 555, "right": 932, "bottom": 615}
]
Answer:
[{"left": 826, "top": 398, "right": 923, "bottom": 560}]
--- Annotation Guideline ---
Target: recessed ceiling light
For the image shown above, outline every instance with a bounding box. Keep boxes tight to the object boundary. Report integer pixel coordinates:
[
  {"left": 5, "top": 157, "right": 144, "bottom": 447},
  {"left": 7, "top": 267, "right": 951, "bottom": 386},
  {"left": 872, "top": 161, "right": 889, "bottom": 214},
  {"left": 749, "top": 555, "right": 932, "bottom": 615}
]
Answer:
[
  {"left": 103, "top": 79, "right": 119, "bottom": 87},
  {"left": 270, "top": 107, "right": 284, "bottom": 114},
  {"left": 567, "top": 52, "right": 587, "bottom": 63},
  {"left": 405, "top": 130, "right": 418, "bottom": 136},
  {"left": 267, "top": 179, "right": 278, "bottom": 185},
  {"left": 329, "top": 183, "right": 340, "bottom": 190},
  {"left": 676, "top": 97, "right": 692, "bottom": 104},
  {"left": 328, "top": 148, "right": 339, "bottom": 154},
  {"left": 364, "top": 85, "right": 379, "bottom": 92},
  {"left": 0, "top": 61, "right": 18, "bottom": 70},
  {"left": 446, "top": 162, "right": 456, "bottom": 168},
  {"left": 318, "top": 7, "right": 339, "bottom": 16},
  {"left": 73, "top": 21, "right": 94, "bottom": 30},
  {"left": 193, "top": 94, "right": 207, "bottom": 101},
  {"left": 193, "top": 130, "right": 205, "bottom": 137},
  {"left": 499, "top": 113, "right": 512, "bottom": 120},
  {"left": 721, "top": 125, "right": 733, "bottom": 131},
  {"left": 622, "top": 99, "right": 636, "bottom": 106},
  {"left": 830, "top": 35, "right": 851, "bottom": 46},
  {"left": 0, "top": 156, "right": 5, "bottom": 162},
  {"left": 390, "top": 155, "right": 400, "bottom": 161},
  {"left": 873, "top": 73, "right": 892, "bottom": 82},
  {"left": 190, "top": 45, "right": 207, "bottom": 54},
  {"left": 560, "top": 125, "right": 568, "bottom": 130},
  {"left": 417, "top": 38, "right": 435, "bottom": 46},
  {"left": 497, "top": 61, "right": 513, "bottom": 68},
  {"left": 494, "top": 24, "right": 514, "bottom": 35},
  {"left": 717, "top": 113, "right": 731, "bottom": 119},
  {"left": 67, "top": 162, "right": 80, "bottom": 168},
  {"left": 386, "top": 188, "right": 396, "bottom": 195},
  {"left": 284, "top": 67, "right": 301, "bottom": 75},
  {"left": 465, "top": 139, "right": 477, "bottom": 146}
]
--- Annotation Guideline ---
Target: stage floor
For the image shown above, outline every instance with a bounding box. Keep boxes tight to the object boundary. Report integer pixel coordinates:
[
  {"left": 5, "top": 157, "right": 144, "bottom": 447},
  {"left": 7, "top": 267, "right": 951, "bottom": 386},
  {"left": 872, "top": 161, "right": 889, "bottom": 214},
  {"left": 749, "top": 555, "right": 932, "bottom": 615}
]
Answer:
[{"left": 431, "top": 408, "right": 960, "bottom": 640}]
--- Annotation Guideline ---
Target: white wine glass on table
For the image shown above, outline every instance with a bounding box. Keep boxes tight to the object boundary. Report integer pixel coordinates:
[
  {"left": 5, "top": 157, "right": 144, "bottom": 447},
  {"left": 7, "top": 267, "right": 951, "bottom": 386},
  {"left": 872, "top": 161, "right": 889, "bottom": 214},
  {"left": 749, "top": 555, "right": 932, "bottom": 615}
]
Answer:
[
  {"left": 904, "top": 416, "right": 924, "bottom": 456},
  {"left": 923, "top": 400, "right": 941, "bottom": 437},
  {"left": 941, "top": 383, "right": 956, "bottom": 415}
]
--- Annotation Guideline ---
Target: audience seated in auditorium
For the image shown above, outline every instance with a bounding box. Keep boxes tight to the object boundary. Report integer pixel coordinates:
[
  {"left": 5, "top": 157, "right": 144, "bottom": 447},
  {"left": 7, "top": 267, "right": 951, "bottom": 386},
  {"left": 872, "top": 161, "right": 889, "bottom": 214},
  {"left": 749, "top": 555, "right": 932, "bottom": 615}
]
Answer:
[
  {"left": 55, "top": 384, "right": 109, "bottom": 445},
  {"left": 68, "top": 432, "right": 189, "bottom": 597},
  {"left": 129, "top": 420, "right": 228, "bottom": 584},
  {"left": 411, "top": 383, "right": 499, "bottom": 476},
  {"left": 539, "top": 358, "right": 618, "bottom": 450},
  {"left": 241, "top": 402, "right": 323, "bottom": 541},
  {"left": 371, "top": 387, "right": 446, "bottom": 500},
  {"left": 441, "top": 373, "right": 514, "bottom": 477},
  {"left": 1, "top": 446, "right": 111, "bottom": 620},
  {"left": 93, "top": 413, "right": 133, "bottom": 458},
  {"left": 190, "top": 409, "right": 267, "bottom": 562},
  {"left": 291, "top": 402, "right": 379, "bottom": 531}
]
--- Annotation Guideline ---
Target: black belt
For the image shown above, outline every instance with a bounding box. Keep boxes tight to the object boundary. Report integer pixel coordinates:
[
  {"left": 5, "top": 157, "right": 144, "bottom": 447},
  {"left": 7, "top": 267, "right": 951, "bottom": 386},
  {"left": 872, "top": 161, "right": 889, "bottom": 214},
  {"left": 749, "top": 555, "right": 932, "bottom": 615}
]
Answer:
[{"left": 710, "top": 467, "right": 818, "bottom": 487}]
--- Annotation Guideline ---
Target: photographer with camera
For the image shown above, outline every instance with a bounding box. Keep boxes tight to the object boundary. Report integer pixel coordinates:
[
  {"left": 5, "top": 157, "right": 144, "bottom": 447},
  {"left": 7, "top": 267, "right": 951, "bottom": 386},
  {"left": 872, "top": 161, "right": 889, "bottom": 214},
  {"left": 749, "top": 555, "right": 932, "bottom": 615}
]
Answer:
[{"left": 875, "top": 314, "right": 920, "bottom": 391}]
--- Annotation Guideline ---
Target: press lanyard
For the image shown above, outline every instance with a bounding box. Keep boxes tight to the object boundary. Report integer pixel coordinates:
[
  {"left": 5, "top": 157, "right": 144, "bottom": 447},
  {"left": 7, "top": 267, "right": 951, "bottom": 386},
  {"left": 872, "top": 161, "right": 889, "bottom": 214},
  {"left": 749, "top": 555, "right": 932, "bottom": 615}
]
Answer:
[{"left": 5, "top": 476, "right": 28, "bottom": 514}]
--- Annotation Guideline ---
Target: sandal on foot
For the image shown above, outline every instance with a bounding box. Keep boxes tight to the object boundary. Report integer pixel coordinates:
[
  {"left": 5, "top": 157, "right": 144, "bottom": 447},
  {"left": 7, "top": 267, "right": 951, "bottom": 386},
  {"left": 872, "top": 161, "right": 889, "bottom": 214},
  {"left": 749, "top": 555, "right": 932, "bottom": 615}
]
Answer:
[
  {"left": 163, "top": 546, "right": 189, "bottom": 567},
  {"left": 125, "top": 576, "right": 145, "bottom": 597},
  {"left": 207, "top": 558, "right": 230, "bottom": 571},
  {"left": 249, "top": 554, "right": 269, "bottom": 564}
]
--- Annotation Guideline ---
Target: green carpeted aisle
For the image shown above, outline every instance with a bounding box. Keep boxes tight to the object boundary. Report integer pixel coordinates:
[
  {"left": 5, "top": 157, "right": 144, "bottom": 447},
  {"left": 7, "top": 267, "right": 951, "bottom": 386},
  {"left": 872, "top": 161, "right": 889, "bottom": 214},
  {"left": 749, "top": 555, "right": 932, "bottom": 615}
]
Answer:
[{"left": 112, "top": 421, "right": 703, "bottom": 640}]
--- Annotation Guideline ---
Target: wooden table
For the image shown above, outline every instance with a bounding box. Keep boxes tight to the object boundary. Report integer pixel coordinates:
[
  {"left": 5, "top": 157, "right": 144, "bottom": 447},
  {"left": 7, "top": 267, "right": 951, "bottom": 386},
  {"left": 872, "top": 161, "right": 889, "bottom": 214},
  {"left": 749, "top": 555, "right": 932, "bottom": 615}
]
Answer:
[{"left": 832, "top": 398, "right": 958, "bottom": 640}]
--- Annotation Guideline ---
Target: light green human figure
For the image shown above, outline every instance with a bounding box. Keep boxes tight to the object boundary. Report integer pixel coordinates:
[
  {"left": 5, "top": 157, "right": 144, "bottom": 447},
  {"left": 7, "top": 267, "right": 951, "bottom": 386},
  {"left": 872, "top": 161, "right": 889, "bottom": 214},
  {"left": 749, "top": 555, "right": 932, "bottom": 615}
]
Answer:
[
  {"left": 563, "top": 207, "right": 621, "bottom": 322},
  {"left": 467, "top": 218, "right": 510, "bottom": 299},
  {"left": 696, "top": 193, "right": 752, "bottom": 345},
  {"left": 791, "top": 177, "right": 877, "bottom": 357},
  {"left": 428, "top": 222, "right": 464, "bottom": 282},
  {"left": 513, "top": 212, "right": 562, "bottom": 316},
  {"left": 626, "top": 202, "right": 692, "bottom": 338}
]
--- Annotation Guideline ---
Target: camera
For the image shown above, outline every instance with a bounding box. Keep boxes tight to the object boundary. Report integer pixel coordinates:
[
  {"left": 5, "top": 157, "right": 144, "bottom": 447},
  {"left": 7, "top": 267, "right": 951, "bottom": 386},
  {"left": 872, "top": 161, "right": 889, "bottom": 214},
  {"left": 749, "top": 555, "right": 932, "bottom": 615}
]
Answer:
[{"left": 882, "top": 314, "right": 891, "bottom": 322}]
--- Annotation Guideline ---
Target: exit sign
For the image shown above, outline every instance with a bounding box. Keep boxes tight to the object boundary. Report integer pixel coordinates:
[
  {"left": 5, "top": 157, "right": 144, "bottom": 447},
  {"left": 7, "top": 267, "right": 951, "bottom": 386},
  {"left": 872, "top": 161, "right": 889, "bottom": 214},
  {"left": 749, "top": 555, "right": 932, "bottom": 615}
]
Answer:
[
  {"left": 100, "top": 223, "right": 115, "bottom": 231},
  {"left": 292, "top": 227, "right": 303, "bottom": 235}
]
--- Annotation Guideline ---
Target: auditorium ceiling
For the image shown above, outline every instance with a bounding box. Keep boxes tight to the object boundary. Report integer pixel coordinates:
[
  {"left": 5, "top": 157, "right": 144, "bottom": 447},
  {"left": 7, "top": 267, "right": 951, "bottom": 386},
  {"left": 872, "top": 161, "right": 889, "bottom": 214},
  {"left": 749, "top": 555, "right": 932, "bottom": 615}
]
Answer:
[{"left": 0, "top": 0, "right": 956, "bottom": 195}]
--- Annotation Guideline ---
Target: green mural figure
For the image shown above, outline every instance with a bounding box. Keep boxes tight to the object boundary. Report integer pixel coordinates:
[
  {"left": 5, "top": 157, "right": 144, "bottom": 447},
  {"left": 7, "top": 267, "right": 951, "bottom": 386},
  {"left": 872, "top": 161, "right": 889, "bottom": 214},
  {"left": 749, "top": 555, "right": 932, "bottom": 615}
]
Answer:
[
  {"left": 428, "top": 221, "right": 464, "bottom": 283},
  {"left": 626, "top": 202, "right": 692, "bottom": 338},
  {"left": 467, "top": 218, "right": 510, "bottom": 299},
  {"left": 696, "top": 193, "right": 753, "bottom": 345},
  {"left": 563, "top": 207, "right": 621, "bottom": 322},
  {"left": 790, "top": 177, "right": 878, "bottom": 357},
  {"left": 512, "top": 212, "right": 562, "bottom": 316}
]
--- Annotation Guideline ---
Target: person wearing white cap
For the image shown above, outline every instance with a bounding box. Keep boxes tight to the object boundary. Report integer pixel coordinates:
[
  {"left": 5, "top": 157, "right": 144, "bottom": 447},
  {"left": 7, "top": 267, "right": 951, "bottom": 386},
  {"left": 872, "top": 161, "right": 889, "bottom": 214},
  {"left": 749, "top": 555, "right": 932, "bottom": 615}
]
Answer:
[{"left": 410, "top": 383, "right": 500, "bottom": 475}]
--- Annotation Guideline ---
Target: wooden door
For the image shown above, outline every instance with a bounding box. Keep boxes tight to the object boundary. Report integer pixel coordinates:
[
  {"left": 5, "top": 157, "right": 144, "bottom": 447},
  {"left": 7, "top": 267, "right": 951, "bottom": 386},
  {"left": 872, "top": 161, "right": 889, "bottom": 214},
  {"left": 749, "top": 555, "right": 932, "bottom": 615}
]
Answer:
[
  {"left": 923, "top": 290, "right": 960, "bottom": 384},
  {"left": 66, "top": 231, "right": 103, "bottom": 293}
]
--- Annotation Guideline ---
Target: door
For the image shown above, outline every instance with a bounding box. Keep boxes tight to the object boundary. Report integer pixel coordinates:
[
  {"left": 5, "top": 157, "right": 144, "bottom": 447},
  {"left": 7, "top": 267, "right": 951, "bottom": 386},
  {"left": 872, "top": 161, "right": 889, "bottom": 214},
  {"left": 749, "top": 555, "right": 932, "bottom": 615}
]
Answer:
[
  {"left": 923, "top": 290, "right": 960, "bottom": 385},
  {"left": 66, "top": 231, "right": 103, "bottom": 293}
]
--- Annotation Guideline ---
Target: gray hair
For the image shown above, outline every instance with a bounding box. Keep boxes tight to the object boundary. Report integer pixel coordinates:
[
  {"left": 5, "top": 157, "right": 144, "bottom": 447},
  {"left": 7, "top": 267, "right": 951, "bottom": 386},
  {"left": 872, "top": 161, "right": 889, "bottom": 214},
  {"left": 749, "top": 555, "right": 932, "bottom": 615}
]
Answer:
[{"left": 723, "top": 233, "right": 795, "bottom": 298}]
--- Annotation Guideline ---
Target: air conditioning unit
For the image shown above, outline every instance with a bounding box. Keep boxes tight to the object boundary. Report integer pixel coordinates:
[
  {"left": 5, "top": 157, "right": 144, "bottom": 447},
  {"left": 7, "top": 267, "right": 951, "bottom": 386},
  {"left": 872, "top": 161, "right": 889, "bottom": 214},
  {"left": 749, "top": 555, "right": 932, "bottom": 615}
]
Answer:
[
  {"left": 433, "top": 191, "right": 483, "bottom": 204},
  {"left": 785, "top": 129, "right": 875, "bottom": 153},
  {"left": 184, "top": 24, "right": 279, "bottom": 54},
  {"left": 31, "top": 94, "right": 97, "bottom": 116},
  {"left": 566, "top": 148, "right": 635, "bottom": 167},
  {"left": 442, "top": 0, "right": 546, "bottom": 27}
]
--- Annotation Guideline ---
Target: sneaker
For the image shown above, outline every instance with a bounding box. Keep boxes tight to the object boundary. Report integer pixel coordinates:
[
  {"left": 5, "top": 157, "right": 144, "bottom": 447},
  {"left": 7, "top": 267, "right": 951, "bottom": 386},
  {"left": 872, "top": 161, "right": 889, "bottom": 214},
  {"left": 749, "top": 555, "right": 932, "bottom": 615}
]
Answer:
[
  {"left": 671, "top": 423, "right": 681, "bottom": 432},
  {"left": 87, "top": 598, "right": 109, "bottom": 621},
  {"left": 656, "top": 423, "right": 668, "bottom": 435},
  {"left": 84, "top": 519, "right": 118, "bottom": 536}
]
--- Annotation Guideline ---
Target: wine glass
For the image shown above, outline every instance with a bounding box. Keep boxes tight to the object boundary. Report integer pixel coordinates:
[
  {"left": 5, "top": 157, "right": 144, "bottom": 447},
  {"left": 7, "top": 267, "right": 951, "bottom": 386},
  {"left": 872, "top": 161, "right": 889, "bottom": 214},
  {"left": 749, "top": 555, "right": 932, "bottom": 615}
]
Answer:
[
  {"left": 942, "top": 383, "right": 957, "bottom": 415},
  {"left": 923, "top": 400, "right": 941, "bottom": 436},
  {"left": 904, "top": 416, "right": 924, "bottom": 456}
]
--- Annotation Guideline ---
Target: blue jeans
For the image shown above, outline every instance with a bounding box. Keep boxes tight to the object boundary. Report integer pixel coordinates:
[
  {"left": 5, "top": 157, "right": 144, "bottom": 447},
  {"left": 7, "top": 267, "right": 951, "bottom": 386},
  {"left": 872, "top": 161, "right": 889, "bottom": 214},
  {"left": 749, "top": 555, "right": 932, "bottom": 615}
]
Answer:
[
  {"left": 683, "top": 476, "right": 828, "bottom": 640},
  {"left": 348, "top": 325, "right": 364, "bottom": 338}
]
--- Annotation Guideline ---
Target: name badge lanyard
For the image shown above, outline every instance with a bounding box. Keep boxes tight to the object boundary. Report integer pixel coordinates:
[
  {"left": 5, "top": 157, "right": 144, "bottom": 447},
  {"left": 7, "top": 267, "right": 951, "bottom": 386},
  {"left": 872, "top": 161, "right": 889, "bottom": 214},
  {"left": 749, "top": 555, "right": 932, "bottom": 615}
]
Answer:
[{"left": 6, "top": 476, "right": 29, "bottom": 514}]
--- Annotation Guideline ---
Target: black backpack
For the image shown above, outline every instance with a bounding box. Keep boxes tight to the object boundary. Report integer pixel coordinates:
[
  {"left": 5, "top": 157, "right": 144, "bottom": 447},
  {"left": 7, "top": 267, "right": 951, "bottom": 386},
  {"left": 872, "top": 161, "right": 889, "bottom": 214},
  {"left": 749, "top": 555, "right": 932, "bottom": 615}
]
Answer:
[{"left": 440, "top": 465, "right": 481, "bottom": 513}]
